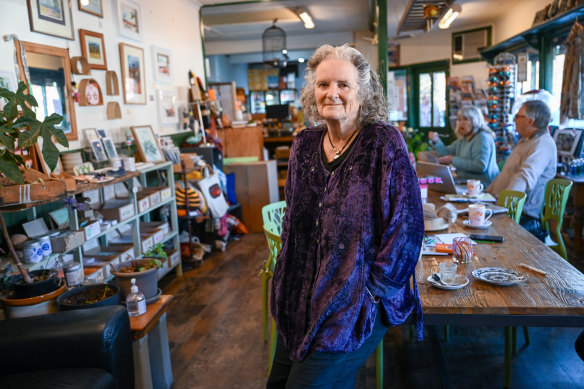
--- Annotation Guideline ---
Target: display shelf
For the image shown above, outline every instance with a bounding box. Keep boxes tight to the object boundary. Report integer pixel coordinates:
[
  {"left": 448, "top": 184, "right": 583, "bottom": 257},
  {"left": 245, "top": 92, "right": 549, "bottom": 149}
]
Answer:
[{"left": 137, "top": 197, "right": 175, "bottom": 218}]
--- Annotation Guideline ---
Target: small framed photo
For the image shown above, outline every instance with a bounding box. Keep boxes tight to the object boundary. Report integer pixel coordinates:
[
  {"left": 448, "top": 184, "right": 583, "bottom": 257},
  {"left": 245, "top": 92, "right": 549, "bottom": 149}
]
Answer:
[
  {"left": 85, "top": 128, "right": 99, "bottom": 142},
  {"left": 131, "top": 125, "right": 164, "bottom": 162},
  {"left": 79, "top": 29, "right": 107, "bottom": 70},
  {"left": 0, "top": 70, "right": 17, "bottom": 91},
  {"left": 152, "top": 46, "right": 171, "bottom": 82},
  {"left": 36, "top": 136, "right": 64, "bottom": 177},
  {"left": 90, "top": 139, "right": 107, "bottom": 162},
  {"left": 96, "top": 128, "right": 108, "bottom": 138},
  {"left": 77, "top": 0, "right": 103, "bottom": 18},
  {"left": 553, "top": 128, "right": 583, "bottom": 157},
  {"left": 102, "top": 137, "right": 119, "bottom": 159},
  {"left": 119, "top": 43, "right": 147, "bottom": 105},
  {"left": 26, "top": 0, "right": 74, "bottom": 40},
  {"left": 156, "top": 89, "right": 179, "bottom": 125},
  {"left": 115, "top": 0, "right": 143, "bottom": 41}
]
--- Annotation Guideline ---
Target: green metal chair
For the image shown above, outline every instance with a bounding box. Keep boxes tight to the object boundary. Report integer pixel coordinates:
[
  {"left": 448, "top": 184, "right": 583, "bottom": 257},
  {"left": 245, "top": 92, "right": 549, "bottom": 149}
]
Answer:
[
  {"left": 540, "top": 178, "right": 573, "bottom": 260},
  {"left": 497, "top": 190, "right": 527, "bottom": 223},
  {"left": 260, "top": 201, "right": 286, "bottom": 342}
]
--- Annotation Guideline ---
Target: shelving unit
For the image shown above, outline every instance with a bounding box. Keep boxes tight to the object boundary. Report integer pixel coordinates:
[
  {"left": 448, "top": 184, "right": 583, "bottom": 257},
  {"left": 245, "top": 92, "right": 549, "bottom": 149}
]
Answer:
[{"left": 1, "top": 161, "right": 182, "bottom": 281}]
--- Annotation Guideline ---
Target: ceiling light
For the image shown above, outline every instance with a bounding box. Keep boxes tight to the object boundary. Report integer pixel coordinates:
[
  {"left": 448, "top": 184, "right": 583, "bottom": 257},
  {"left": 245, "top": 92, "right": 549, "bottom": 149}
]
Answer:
[
  {"left": 298, "top": 58, "right": 305, "bottom": 63},
  {"left": 282, "top": 49, "right": 288, "bottom": 54},
  {"left": 80, "top": 0, "right": 89, "bottom": 5},
  {"left": 293, "top": 7, "right": 315, "bottom": 29},
  {"left": 439, "top": 4, "right": 461, "bottom": 29}
]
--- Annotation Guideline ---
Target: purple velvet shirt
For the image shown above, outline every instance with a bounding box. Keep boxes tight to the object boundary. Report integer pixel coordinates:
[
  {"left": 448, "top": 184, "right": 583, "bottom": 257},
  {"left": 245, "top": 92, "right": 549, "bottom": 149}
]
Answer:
[{"left": 271, "top": 121, "right": 424, "bottom": 361}]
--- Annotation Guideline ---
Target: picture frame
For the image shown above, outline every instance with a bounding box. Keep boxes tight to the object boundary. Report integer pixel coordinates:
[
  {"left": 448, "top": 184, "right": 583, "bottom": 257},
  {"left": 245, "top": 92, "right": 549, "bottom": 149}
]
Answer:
[
  {"left": 85, "top": 128, "right": 99, "bottom": 142},
  {"left": 119, "top": 43, "right": 147, "bottom": 104},
  {"left": 79, "top": 29, "right": 107, "bottom": 70},
  {"left": 388, "top": 44, "right": 399, "bottom": 68},
  {"left": 156, "top": 89, "right": 179, "bottom": 125},
  {"left": 152, "top": 46, "right": 171, "bottom": 82},
  {"left": 131, "top": 125, "right": 164, "bottom": 162},
  {"left": 36, "top": 137, "right": 64, "bottom": 177},
  {"left": 90, "top": 139, "right": 107, "bottom": 162},
  {"left": 26, "top": 0, "right": 74, "bottom": 40},
  {"left": 96, "top": 128, "right": 108, "bottom": 138},
  {"left": 553, "top": 128, "right": 583, "bottom": 157},
  {"left": 77, "top": 0, "right": 103, "bottom": 18},
  {"left": 115, "top": 0, "right": 143, "bottom": 41},
  {"left": 0, "top": 70, "right": 17, "bottom": 110},
  {"left": 102, "top": 137, "right": 119, "bottom": 159}
]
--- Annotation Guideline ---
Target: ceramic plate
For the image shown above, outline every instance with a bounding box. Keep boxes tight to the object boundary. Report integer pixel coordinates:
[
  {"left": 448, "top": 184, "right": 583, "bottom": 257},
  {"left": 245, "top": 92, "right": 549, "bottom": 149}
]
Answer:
[
  {"left": 427, "top": 274, "right": 469, "bottom": 290},
  {"left": 472, "top": 267, "right": 527, "bottom": 286},
  {"left": 462, "top": 220, "right": 492, "bottom": 229},
  {"left": 425, "top": 220, "right": 449, "bottom": 232}
]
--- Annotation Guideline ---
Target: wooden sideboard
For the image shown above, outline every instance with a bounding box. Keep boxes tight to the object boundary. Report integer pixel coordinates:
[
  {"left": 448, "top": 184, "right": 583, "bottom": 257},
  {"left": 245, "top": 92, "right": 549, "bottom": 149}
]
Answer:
[{"left": 217, "top": 126, "right": 264, "bottom": 161}]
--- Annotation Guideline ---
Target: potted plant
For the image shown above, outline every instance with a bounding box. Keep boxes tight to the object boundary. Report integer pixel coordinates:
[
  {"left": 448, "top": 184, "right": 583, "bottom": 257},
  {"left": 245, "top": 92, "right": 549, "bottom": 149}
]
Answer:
[
  {"left": 112, "top": 244, "right": 167, "bottom": 302},
  {"left": 56, "top": 283, "right": 121, "bottom": 310},
  {"left": 0, "top": 80, "right": 69, "bottom": 308}
]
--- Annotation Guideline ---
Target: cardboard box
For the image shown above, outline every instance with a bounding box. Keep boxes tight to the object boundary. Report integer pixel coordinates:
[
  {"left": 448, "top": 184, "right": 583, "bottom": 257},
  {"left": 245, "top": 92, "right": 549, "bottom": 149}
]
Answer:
[
  {"left": 51, "top": 230, "right": 85, "bottom": 253},
  {"left": 225, "top": 160, "right": 279, "bottom": 232},
  {"left": 167, "top": 248, "right": 180, "bottom": 267},
  {"left": 83, "top": 220, "right": 101, "bottom": 241},
  {"left": 159, "top": 187, "right": 172, "bottom": 202},
  {"left": 104, "top": 243, "right": 135, "bottom": 262},
  {"left": 141, "top": 187, "right": 162, "bottom": 207},
  {"left": 100, "top": 199, "right": 135, "bottom": 222},
  {"left": 137, "top": 194, "right": 150, "bottom": 214},
  {"left": 140, "top": 221, "right": 170, "bottom": 235},
  {"left": 141, "top": 227, "right": 164, "bottom": 244}
]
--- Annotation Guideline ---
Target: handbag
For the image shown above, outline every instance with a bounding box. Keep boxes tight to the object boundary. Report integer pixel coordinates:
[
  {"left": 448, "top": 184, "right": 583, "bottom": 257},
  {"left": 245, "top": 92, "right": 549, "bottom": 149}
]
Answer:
[{"left": 195, "top": 165, "right": 229, "bottom": 218}]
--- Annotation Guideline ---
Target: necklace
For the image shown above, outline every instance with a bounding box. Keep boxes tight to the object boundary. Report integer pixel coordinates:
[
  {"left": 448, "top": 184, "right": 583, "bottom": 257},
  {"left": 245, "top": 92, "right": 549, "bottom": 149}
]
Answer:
[{"left": 327, "top": 128, "right": 359, "bottom": 160}]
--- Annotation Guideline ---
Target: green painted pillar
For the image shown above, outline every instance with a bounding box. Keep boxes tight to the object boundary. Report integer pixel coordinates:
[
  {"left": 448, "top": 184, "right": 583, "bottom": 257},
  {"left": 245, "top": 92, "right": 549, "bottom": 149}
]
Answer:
[{"left": 377, "top": 0, "right": 388, "bottom": 95}]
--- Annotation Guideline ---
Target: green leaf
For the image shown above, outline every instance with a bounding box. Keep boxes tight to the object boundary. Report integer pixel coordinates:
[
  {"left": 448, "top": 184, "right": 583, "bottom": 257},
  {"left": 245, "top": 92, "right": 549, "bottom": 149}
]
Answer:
[
  {"left": 13, "top": 81, "right": 37, "bottom": 118},
  {"left": 43, "top": 113, "right": 68, "bottom": 148},
  {"left": 16, "top": 121, "right": 41, "bottom": 149},
  {"left": 0, "top": 151, "right": 23, "bottom": 184},
  {"left": 0, "top": 133, "right": 15, "bottom": 151},
  {"left": 40, "top": 128, "right": 60, "bottom": 172}
]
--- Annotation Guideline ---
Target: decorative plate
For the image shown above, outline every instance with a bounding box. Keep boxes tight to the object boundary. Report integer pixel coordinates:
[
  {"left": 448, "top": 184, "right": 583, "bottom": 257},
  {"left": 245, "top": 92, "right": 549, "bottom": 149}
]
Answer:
[
  {"left": 425, "top": 219, "right": 449, "bottom": 232},
  {"left": 427, "top": 274, "right": 469, "bottom": 290},
  {"left": 472, "top": 267, "right": 527, "bottom": 286},
  {"left": 462, "top": 220, "right": 492, "bottom": 229}
]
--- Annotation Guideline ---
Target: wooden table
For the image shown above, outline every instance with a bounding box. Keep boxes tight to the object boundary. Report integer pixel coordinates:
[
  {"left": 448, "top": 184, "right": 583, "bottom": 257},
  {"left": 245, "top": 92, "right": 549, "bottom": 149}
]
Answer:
[
  {"left": 130, "top": 295, "right": 174, "bottom": 389},
  {"left": 418, "top": 192, "right": 584, "bottom": 387}
]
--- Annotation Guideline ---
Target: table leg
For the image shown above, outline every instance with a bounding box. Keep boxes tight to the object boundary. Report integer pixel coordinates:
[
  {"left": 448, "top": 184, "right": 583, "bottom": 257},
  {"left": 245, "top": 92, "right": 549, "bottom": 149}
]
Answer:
[
  {"left": 427, "top": 326, "right": 453, "bottom": 389},
  {"left": 504, "top": 327, "right": 512, "bottom": 388},
  {"left": 133, "top": 334, "right": 153, "bottom": 389},
  {"left": 148, "top": 313, "right": 173, "bottom": 389}
]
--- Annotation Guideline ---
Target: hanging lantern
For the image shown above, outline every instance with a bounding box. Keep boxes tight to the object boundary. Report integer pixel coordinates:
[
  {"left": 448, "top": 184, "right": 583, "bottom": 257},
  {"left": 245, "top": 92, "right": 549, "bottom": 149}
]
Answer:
[
  {"left": 423, "top": 5, "right": 439, "bottom": 30},
  {"left": 262, "top": 19, "right": 287, "bottom": 67}
]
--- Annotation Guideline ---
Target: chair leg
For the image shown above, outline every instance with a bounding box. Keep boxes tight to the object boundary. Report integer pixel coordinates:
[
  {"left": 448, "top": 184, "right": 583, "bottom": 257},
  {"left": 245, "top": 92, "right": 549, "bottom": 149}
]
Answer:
[
  {"left": 512, "top": 326, "right": 517, "bottom": 355},
  {"left": 376, "top": 340, "right": 383, "bottom": 389},
  {"left": 268, "top": 319, "right": 277, "bottom": 376},
  {"left": 504, "top": 326, "right": 512, "bottom": 388},
  {"left": 262, "top": 274, "right": 269, "bottom": 342},
  {"left": 523, "top": 326, "right": 530, "bottom": 346}
]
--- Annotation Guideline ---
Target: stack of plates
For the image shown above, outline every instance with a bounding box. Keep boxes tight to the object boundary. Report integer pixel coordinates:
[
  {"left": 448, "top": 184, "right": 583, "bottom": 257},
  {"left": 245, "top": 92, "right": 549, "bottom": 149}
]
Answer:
[{"left": 61, "top": 152, "right": 84, "bottom": 175}]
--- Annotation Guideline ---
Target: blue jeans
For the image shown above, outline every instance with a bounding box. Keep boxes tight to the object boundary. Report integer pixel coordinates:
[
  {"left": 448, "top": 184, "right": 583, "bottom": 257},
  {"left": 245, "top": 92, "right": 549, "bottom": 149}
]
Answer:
[{"left": 266, "top": 306, "right": 388, "bottom": 389}]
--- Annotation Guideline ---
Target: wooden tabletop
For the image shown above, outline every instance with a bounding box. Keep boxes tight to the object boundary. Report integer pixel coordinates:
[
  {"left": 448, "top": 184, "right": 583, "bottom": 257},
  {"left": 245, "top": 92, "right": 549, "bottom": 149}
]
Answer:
[
  {"left": 129, "top": 294, "right": 174, "bottom": 340},
  {"left": 418, "top": 192, "right": 584, "bottom": 326}
]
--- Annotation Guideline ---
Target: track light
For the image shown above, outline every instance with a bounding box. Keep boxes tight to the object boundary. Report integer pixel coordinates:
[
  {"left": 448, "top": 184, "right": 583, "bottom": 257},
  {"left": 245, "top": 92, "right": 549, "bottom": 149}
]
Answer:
[
  {"left": 294, "top": 7, "right": 315, "bottom": 29},
  {"left": 439, "top": 4, "right": 461, "bottom": 29}
]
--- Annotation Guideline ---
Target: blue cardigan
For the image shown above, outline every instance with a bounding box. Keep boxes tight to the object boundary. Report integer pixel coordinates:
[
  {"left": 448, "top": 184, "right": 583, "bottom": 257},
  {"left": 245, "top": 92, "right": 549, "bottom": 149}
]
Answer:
[
  {"left": 432, "top": 129, "right": 499, "bottom": 185},
  {"left": 271, "top": 122, "right": 424, "bottom": 361}
]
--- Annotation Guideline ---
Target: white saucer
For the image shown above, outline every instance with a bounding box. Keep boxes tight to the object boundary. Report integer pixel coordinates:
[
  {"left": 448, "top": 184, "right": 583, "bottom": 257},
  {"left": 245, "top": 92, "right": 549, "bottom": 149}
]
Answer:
[
  {"left": 424, "top": 218, "right": 449, "bottom": 232},
  {"left": 462, "top": 220, "right": 492, "bottom": 229},
  {"left": 427, "top": 274, "right": 469, "bottom": 290}
]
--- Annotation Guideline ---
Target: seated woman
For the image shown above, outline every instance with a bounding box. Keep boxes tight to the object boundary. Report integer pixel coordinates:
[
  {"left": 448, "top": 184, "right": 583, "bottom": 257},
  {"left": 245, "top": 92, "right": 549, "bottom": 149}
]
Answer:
[{"left": 428, "top": 105, "right": 499, "bottom": 186}]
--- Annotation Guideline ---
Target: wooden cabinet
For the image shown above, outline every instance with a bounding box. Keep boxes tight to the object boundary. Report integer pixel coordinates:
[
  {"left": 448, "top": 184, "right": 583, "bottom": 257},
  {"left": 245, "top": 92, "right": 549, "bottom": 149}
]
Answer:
[{"left": 217, "top": 126, "right": 264, "bottom": 161}]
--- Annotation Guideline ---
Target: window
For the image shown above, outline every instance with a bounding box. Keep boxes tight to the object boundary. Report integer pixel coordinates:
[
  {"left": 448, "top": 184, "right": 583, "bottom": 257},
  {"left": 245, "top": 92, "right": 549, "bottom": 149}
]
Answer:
[
  {"left": 387, "top": 69, "right": 408, "bottom": 121},
  {"left": 418, "top": 70, "right": 447, "bottom": 130}
]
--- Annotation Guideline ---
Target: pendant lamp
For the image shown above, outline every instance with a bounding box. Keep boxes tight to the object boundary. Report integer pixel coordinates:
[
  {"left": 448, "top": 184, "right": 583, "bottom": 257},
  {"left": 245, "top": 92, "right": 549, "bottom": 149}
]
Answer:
[{"left": 262, "top": 18, "right": 288, "bottom": 67}]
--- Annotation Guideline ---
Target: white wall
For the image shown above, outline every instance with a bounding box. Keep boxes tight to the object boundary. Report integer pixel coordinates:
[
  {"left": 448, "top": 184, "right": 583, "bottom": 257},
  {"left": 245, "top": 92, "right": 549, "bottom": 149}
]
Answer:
[{"left": 0, "top": 0, "right": 204, "bottom": 150}]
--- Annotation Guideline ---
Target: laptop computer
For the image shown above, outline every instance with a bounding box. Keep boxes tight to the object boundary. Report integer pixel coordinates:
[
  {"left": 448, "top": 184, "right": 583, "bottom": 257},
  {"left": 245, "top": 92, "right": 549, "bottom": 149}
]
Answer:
[{"left": 417, "top": 161, "right": 465, "bottom": 194}]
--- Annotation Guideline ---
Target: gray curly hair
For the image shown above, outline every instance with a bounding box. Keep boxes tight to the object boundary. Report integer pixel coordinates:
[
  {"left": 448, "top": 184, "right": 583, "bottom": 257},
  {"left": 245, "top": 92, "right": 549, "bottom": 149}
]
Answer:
[{"left": 300, "top": 44, "right": 388, "bottom": 125}]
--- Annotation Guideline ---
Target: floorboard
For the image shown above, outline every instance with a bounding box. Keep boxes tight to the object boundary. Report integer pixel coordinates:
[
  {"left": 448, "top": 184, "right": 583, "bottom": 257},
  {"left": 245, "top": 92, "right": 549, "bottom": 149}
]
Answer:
[{"left": 160, "top": 233, "right": 584, "bottom": 389}]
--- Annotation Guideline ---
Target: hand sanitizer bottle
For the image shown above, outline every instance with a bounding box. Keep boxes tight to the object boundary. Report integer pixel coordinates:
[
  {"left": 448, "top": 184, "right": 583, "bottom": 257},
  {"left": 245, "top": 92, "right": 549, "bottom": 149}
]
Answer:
[{"left": 126, "top": 278, "right": 147, "bottom": 317}]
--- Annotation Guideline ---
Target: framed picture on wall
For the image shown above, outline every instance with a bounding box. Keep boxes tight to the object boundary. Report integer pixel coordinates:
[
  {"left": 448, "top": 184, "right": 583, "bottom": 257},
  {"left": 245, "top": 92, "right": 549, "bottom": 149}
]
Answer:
[
  {"left": 26, "top": 0, "right": 75, "bottom": 40},
  {"left": 79, "top": 29, "right": 107, "bottom": 70},
  {"left": 90, "top": 139, "right": 107, "bottom": 162},
  {"left": 77, "top": 0, "right": 103, "bottom": 18},
  {"left": 131, "top": 125, "right": 164, "bottom": 162},
  {"left": 119, "top": 43, "right": 147, "bottom": 104},
  {"left": 152, "top": 46, "right": 171, "bottom": 82},
  {"left": 156, "top": 89, "right": 179, "bottom": 125},
  {"left": 115, "top": 0, "right": 143, "bottom": 41}
]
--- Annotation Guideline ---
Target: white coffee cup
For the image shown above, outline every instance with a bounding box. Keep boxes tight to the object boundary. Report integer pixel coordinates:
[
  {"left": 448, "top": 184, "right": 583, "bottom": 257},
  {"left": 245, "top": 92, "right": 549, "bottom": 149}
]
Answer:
[
  {"left": 468, "top": 203, "right": 493, "bottom": 226},
  {"left": 122, "top": 157, "right": 136, "bottom": 172},
  {"left": 467, "top": 179, "right": 484, "bottom": 196}
]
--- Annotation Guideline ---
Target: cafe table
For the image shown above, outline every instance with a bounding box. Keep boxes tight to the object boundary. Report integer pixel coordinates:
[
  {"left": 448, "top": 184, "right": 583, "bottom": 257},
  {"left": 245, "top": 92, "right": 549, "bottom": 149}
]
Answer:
[{"left": 417, "top": 191, "right": 584, "bottom": 388}]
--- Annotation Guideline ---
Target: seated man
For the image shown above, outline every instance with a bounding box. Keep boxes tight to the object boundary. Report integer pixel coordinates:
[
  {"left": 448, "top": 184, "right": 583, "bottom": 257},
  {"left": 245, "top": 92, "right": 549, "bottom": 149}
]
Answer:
[{"left": 487, "top": 100, "right": 557, "bottom": 241}]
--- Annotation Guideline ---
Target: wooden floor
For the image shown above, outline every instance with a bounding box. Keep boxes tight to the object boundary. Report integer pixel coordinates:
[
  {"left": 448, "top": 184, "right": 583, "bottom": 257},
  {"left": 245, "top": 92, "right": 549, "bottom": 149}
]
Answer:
[{"left": 160, "top": 233, "right": 584, "bottom": 389}]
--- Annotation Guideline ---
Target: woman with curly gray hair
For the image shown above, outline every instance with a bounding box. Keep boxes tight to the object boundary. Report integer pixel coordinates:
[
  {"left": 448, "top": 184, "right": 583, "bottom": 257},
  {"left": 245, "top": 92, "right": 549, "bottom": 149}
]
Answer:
[{"left": 268, "top": 44, "right": 424, "bottom": 388}]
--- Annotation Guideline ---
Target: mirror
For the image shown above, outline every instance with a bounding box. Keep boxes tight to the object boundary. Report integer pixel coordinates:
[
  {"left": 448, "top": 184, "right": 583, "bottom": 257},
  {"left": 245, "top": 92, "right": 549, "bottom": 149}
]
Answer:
[{"left": 15, "top": 41, "right": 78, "bottom": 141}]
